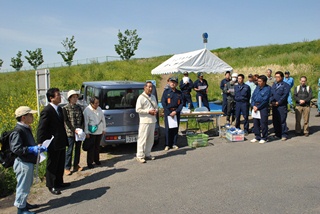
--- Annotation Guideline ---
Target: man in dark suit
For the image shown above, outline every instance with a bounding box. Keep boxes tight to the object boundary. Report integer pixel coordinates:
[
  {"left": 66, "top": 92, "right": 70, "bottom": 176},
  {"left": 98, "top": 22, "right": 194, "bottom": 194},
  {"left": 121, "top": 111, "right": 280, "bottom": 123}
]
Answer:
[{"left": 37, "top": 88, "right": 69, "bottom": 195}]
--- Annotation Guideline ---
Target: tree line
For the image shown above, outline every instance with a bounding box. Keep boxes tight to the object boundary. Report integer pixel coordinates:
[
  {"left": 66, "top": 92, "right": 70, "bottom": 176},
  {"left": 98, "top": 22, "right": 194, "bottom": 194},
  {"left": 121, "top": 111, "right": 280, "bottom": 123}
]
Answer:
[{"left": 0, "top": 29, "right": 142, "bottom": 71}]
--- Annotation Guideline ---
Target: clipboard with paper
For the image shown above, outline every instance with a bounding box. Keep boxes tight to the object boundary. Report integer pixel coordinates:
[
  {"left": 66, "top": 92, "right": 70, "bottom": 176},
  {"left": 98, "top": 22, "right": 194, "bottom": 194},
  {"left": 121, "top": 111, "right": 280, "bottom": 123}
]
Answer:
[
  {"left": 252, "top": 110, "right": 261, "bottom": 119},
  {"left": 167, "top": 115, "right": 178, "bottom": 128}
]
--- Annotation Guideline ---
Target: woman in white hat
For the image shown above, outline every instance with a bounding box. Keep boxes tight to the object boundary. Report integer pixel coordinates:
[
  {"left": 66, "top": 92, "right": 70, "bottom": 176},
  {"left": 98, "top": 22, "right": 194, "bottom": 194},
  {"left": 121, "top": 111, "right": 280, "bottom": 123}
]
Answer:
[{"left": 62, "top": 90, "right": 84, "bottom": 175}]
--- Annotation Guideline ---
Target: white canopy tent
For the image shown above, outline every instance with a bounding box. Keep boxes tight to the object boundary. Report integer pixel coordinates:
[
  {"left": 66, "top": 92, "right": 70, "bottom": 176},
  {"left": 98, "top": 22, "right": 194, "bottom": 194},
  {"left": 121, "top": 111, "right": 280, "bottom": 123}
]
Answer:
[{"left": 151, "top": 48, "right": 233, "bottom": 75}]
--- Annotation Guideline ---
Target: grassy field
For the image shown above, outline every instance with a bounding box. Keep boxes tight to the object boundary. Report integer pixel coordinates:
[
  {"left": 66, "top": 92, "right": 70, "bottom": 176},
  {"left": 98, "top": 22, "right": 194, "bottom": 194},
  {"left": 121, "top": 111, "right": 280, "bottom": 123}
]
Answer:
[{"left": 0, "top": 39, "right": 319, "bottom": 197}]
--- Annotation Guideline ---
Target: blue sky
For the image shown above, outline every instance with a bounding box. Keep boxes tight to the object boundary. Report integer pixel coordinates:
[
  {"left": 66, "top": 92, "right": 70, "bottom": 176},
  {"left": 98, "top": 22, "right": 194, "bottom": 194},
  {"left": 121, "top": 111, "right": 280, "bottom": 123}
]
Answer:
[{"left": 0, "top": 0, "right": 319, "bottom": 70}]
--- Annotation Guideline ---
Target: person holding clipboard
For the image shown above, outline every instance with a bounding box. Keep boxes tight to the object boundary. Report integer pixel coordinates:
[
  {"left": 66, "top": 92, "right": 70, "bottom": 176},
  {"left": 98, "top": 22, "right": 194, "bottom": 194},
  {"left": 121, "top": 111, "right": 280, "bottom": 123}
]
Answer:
[
  {"left": 161, "top": 77, "right": 183, "bottom": 151},
  {"left": 250, "top": 75, "right": 271, "bottom": 144}
]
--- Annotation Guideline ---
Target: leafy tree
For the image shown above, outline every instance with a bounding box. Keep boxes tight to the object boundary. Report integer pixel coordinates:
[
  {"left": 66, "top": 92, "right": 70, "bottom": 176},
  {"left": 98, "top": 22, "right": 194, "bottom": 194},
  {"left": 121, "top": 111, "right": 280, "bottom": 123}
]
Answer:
[
  {"left": 0, "top": 59, "right": 3, "bottom": 70},
  {"left": 114, "top": 29, "right": 142, "bottom": 60},
  {"left": 25, "top": 48, "right": 44, "bottom": 70},
  {"left": 57, "top": 35, "right": 78, "bottom": 66},
  {"left": 11, "top": 51, "right": 24, "bottom": 71}
]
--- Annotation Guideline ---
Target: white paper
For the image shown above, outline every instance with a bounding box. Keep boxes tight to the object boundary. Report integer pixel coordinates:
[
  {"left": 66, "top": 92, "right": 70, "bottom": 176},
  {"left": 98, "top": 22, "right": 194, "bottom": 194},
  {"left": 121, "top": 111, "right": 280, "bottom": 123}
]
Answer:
[
  {"left": 167, "top": 115, "right": 178, "bottom": 128},
  {"left": 42, "top": 135, "right": 54, "bottom": 148},
  {"left": 183, "top": 77, "right": 190, "bottom": 83},
  {"left": 39, "top": 153, "right": 46, "bottom": 163},
  {"left": 75, "top": 128, "right": 86, "bottom": 141},
  {"left": 198, "top": 85, "right": 207, "bottom": 90},
  {"left": 252, "top": 110, "right": 261, "bottom": 119}
]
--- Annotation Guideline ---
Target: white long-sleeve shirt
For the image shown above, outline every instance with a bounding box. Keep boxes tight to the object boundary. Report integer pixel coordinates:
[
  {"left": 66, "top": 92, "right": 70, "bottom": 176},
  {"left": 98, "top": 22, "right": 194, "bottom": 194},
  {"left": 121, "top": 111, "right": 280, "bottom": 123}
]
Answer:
[
  {"left": 83, "top": 105, "right": 106, "bottom": 135},
  {"left": 135, "top": 92, "right": 158, "bottom": 124}
]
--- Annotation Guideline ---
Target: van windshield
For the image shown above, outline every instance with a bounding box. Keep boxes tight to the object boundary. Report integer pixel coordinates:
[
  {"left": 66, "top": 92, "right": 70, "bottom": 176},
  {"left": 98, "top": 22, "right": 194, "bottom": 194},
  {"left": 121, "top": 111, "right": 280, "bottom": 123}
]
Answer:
[{"left": 102, "top": 88, "right": 144, "bottom": 109}]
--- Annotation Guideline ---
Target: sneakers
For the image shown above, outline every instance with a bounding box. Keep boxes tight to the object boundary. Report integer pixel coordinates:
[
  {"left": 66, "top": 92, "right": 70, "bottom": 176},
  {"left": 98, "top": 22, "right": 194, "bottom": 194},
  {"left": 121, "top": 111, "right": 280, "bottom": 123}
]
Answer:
[
  {"left": 259, "top": 140, "right": 266, "bottom": 144},
  {"left": 281, "top": 137, "right": 287, "bottom": 141},
  {"left": 74, "top": 165, "right": 83, "bottom": 172},
  {"left": 172, "top": 145, "right": 179, "bottom": 150},
  {"left": 64, "top": 169, "right": 72, "bottom": 176},
  {"left": 145, "top": 156, "right": 155, "bottom": 160},
  {"left": 250, "top": 138, "right": 258, "bottom": 143},
  {"left": 136, "top": 157, "right": 146, "bottom": 163},
  {"left": 164, "top": 146, "right": 170, "bottom": 151}
]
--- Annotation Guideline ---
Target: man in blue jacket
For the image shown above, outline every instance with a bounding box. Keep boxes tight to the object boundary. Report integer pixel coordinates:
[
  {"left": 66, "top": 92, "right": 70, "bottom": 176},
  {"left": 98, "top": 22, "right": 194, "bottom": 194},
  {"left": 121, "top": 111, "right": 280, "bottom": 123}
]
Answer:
[
  {"left": 270, "top": 71, "right": 290, "bottom": 141},
  {"left": 220, "top": 71, "right": 231, "bottom": 115},
  {"left": 250, "top": 75, "right": 271, "bottom": 144},
  {"left": 161, "top": 77, "right": 183, "bottom": 151},
  {"left": 284, "top": 71, "right": 294, "bottom": 113},
  {"left": 234, "top": 74, "right": 251, "bottom": 135}
]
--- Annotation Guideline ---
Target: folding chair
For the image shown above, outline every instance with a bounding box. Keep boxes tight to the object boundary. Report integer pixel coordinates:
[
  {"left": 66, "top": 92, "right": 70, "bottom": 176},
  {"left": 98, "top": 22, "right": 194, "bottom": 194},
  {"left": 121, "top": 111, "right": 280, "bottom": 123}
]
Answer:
[{"left": 194, "top": 107, "right": 214, "bottom": 133}]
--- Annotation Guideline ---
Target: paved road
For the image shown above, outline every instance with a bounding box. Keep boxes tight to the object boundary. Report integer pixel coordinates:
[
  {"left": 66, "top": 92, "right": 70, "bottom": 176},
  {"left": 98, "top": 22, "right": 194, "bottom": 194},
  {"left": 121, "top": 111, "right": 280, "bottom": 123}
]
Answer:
[{"left": 3, "top": 109, "right": 320, "bottom": 214}]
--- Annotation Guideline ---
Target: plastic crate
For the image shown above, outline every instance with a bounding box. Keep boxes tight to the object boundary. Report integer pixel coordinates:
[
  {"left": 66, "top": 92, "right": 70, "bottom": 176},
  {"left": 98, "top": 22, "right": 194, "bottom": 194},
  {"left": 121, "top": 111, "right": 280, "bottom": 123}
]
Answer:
[
  {"left": 226, "top": 131, "right": 244, "bottom": 142},
  {"left": 187, "top": 134, "right": 209, "bottom": 148}
]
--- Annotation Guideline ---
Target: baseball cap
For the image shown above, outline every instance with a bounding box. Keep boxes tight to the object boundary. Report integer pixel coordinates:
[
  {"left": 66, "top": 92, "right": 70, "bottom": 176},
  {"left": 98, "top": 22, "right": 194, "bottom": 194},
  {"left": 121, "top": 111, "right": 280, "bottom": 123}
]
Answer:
[
  {"left": 284, "top": 71, "right": 290, "bottom": 75},
  {"left": 67, "top": 90, "right": 79, "bottom": 99},
  {"left": 231, "top": 73, "right": 238, "bottom": 77},
  {"left": 197, "top": 72, "right": 203, "bottom": 77},
  {"left": 15, "top": 106, "right": 37, "bottom": 118},
  {"left": 183, "top": 71, "right": 188, "bottom": 75},
  {"left": 169, "top": 77, "right": 178, "bottom": 83}
]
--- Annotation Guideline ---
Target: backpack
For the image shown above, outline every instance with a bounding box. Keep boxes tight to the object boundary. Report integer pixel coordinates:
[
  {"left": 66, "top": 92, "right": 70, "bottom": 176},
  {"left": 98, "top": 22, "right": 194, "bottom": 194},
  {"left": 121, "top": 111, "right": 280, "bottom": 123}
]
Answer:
[{"left": 0, "top": 130, "right": 16, "bottom": 168}]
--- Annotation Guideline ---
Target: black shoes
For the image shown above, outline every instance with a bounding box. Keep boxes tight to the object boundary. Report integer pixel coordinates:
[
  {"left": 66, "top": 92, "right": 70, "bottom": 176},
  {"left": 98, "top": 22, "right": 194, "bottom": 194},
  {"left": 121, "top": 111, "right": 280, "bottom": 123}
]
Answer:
[
  {"left": 88, "top": 164, "right": 94, "bottom": 169},
  {"left": 17, "top": 207, "right": 35, "bottom": 214},
  {"left": 48, "top": 187, "right": 61, "bottom": 195},
  {"left": 95, "top": 161, "right": 101, "bottom": 165}
]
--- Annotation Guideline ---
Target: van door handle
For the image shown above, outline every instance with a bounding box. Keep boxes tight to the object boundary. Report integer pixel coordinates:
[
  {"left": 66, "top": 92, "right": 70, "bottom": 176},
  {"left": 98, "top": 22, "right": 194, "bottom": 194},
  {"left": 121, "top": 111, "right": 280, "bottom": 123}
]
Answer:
[{"left": 106, "top": 115, "right": 112, "bottom": 120}]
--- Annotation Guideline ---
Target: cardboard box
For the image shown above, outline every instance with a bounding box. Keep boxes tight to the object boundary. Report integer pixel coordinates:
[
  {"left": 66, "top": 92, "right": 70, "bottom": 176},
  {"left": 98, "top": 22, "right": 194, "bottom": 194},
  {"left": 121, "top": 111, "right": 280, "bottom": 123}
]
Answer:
[{"left": 226, "top": 131, "right": 244, "bottom": 142}]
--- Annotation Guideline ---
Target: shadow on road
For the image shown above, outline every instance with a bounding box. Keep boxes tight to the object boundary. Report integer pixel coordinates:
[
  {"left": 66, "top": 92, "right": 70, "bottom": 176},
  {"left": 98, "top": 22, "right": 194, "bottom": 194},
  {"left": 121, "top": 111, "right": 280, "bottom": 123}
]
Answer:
[
  {"left": 34, "top": 186, "right": 110, "bottom": 213},
  {"left": 68, "top": 168, "right": 127, "bottom": 189}
]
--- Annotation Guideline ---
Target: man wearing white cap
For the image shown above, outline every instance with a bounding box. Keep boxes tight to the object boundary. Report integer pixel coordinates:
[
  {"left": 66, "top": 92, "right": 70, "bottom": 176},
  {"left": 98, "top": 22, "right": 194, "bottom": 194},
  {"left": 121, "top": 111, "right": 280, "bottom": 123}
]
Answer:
[
  {"left": 62, "top": 90, "right": 84, "bottom": 175},
  {"left": 179, "top": 71, "right": 194, "bottom": 109},
  {"left": 10, "top": 106, "right": 47, "bottom": 214}
]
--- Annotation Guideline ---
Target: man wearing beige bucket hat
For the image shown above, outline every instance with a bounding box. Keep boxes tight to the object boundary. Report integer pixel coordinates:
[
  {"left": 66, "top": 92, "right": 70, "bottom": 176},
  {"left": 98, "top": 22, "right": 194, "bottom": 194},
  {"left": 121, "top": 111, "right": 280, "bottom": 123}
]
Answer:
[
  {"left": 10, "top": 106, "right": 47, "bottom": 214},
  {"left": 62, "top": 90, "right": 84, "bottom": 175}
]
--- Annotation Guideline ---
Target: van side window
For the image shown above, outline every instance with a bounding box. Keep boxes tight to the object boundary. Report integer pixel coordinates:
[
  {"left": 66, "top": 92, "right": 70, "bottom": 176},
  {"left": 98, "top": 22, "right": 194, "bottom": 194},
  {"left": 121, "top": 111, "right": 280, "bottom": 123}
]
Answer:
[
  {"left": 103, "top": 89, "right": 143, "bottom": 109},
  {"left": 86, "top": 87, "right": 101, "bottom": 105}
]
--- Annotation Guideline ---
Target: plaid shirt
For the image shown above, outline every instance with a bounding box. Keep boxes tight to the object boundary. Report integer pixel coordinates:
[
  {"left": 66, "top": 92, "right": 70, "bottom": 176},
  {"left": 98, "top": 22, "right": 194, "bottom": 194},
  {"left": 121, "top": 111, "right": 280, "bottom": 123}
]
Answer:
[{"left": 62, "top": 103, "right": 84, "bottom": 137}]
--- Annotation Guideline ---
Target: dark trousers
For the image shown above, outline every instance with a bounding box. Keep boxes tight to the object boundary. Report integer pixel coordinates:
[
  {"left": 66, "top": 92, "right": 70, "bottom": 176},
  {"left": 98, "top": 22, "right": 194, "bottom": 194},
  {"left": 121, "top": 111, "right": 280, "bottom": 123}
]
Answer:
[
  {"left": 272, "top": 105, "right": 288, "bottom": 138},
  {"left": 253, "top": 107, "right": 269, "bottom": 140},
  {"left": 46, "top": 149, "right": 66, "bottom": 188},
  {"left": 164, "top": 114, "right": 180, "bottom": 147},
  {"left": 196, "top": 93, "right": 210, "bottom": 111},
  {"left": 87, "top": 134, "right": 102, "bottom": 165},
  {"left": 222, "top": 94, "right": 227, "bottom": 115},
  {"left": 235, "top": 102, "right": 250, "bottom": 132},
  {"left": 182, "top": 93, "right": 194, "bottom": 109},
  {"left": 226, "top": 100, "right": 235, "bottom": 122},
  {"left": 65, "top": 137, "right": 82, "bottom": 170}
]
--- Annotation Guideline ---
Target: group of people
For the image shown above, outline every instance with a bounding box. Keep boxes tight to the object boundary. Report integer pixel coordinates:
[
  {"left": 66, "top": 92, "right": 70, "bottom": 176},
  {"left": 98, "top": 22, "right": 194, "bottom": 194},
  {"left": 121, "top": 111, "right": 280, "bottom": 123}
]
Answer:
[
  {"left": 9, "top": 88, "right": 106, "bottom": 214},
  {"left": 7, "top": 70, "right": 317, "bottom": 213},
  {"left": 221, "top": 69, "right": 313, "bottom": 143}
]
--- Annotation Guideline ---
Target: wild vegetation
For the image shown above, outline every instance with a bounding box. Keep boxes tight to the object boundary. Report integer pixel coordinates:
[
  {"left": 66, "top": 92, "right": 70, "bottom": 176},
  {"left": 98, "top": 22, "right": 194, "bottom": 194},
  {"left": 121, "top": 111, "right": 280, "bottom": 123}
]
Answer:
[{"left": 0, "top": 39, "right": 319, "bottom": 197}]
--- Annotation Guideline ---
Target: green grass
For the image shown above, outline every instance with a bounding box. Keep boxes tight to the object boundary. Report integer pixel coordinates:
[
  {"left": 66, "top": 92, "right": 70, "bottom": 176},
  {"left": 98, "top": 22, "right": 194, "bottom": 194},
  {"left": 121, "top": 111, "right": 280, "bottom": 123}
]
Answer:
[{"left": 0, "top": 39, "right": 319, "bottom": 197}]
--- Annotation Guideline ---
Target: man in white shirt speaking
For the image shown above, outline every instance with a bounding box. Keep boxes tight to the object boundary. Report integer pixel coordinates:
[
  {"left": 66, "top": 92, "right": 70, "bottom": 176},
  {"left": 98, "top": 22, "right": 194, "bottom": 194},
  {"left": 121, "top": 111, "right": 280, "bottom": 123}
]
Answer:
[{"left": 135, "top": 81, "right": 158, "bottom": 163}]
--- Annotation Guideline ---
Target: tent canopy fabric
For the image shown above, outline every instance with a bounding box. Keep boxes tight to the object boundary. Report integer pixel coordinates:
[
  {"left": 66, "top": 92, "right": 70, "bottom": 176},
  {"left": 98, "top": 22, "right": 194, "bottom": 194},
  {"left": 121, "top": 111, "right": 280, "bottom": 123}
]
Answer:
[{"left": 151, "top": 48, "right": 233, "bottom": 75}]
